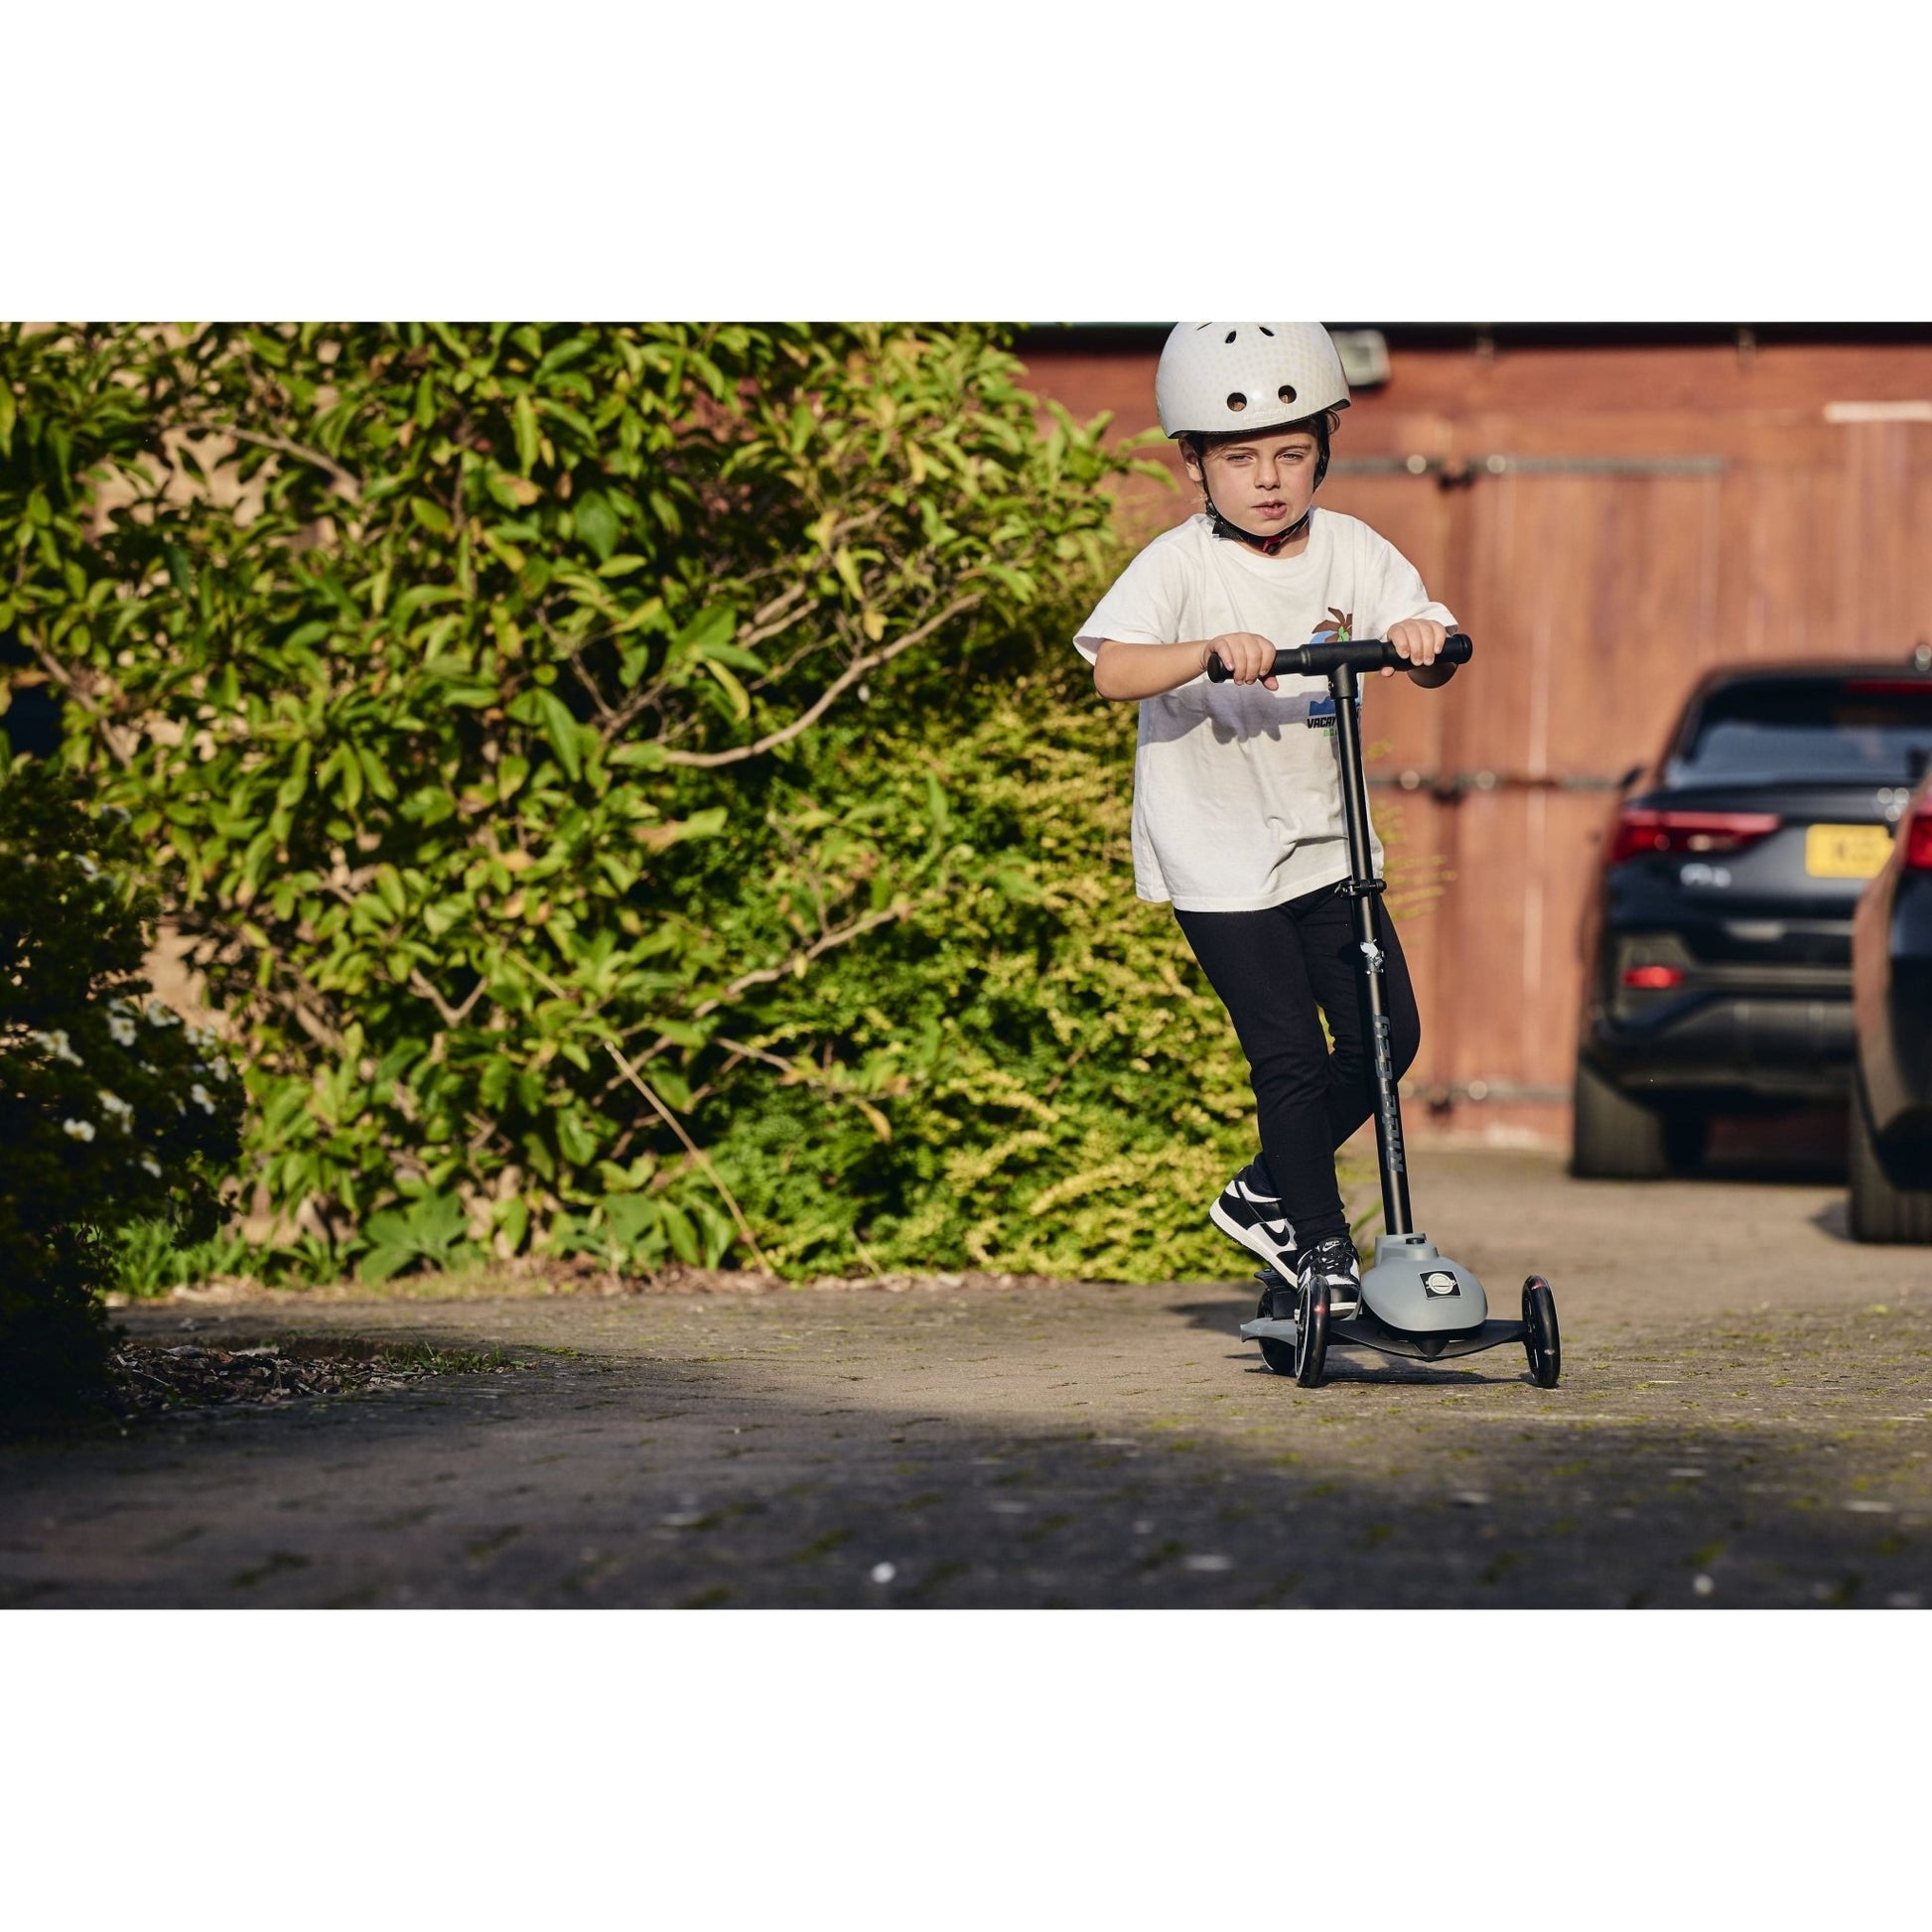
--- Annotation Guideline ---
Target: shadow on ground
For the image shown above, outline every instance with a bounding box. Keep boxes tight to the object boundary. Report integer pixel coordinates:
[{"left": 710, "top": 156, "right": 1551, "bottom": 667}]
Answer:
[{"left": 3, "top": 1283, "right": 1927, "bottom": 1611}]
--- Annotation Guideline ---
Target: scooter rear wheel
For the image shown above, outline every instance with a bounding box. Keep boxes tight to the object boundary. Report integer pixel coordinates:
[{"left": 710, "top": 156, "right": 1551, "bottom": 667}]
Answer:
[
  {"left": 1522, "top": 1276, "right": 1561, "bottom": 1388},
  {"left": 1256, "top": 1270, "right": 1297, "bottom": 1375},
  {"left": 1294, "top": 1280, "right": 1329, "bottom": 1387}
]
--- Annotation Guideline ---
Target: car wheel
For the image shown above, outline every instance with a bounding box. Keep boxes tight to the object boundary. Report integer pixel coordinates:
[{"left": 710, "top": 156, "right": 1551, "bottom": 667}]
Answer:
[
  {"left": 1572, "top": 1055, "right": 1671, "bottom": 1179},
  {"left": 1848, "top": 1077, "right": 1932, "bottom": 1244}
]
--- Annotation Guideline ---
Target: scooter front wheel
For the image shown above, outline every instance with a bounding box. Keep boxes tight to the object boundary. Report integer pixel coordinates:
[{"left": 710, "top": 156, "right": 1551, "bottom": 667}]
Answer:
[
  {"left": 1522, "top": 1276, "right": 1561, "bottom": 1388},
  {"left": 1295, "top": 1280, "right": 1330, "bottom": 1387}
]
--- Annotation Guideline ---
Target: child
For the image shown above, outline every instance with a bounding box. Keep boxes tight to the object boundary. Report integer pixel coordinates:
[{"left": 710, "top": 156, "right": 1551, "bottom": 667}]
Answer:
[{"left": 1073, "top": 322, "right": 1454, "bottom": 1316}]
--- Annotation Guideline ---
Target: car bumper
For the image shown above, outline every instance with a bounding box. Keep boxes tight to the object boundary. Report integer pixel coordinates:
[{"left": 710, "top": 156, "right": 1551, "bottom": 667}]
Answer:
[{"left": 1586, "top": 991, "right": 1855, "bottom": 1100}]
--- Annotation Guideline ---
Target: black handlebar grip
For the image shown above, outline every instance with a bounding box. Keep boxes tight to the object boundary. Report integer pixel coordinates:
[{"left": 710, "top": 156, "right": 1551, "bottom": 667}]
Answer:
[{"left": 1205, "top": 633, "right": 1473, "bottom": 683}]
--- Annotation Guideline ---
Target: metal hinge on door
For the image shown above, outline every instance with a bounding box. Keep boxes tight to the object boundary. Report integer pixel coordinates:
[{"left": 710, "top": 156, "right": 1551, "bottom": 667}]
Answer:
[{"left": 1331, "top": 454, "right": 1726, "bottom": 485}]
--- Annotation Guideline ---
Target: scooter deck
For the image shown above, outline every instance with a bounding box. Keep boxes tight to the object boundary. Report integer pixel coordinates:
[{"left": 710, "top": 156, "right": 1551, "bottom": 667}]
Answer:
[{"left": 1240, "top": 1311, "right": 1529, "bottom": 1363}]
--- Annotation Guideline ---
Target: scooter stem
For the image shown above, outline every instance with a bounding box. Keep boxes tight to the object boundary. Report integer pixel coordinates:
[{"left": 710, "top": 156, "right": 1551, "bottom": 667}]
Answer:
[{"left": 1328, "top": 660, "right": 1413, "bottom": 1237}]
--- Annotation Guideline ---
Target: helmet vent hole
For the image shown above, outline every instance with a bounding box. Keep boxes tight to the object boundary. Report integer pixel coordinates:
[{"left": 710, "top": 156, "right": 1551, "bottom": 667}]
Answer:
[
  {"left": 1225, "top": 392, "right": 1247, "bottom": 412},
  {"left": 1259, "top": 325, "right": 1275, "bottom": 337},
  {"left": 1278, "top": 384, "right": 1298, "bottom": 404},
  {"left": 1224, "top": 331, "right": 1237, "bottom": 345}
]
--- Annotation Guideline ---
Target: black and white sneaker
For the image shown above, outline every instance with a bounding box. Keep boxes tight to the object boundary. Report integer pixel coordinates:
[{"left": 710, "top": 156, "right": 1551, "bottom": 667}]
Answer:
[
  {"left": 1210, "top": 1161, "right": 1298, "bottom": 1275},
  {"left": 1297, "top": 1233, "right": 1362, "bottom": 1317}
]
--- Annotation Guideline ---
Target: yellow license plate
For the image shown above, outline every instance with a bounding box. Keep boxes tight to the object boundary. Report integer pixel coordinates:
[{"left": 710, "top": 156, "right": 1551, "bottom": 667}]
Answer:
[{"left": 1805, "top": 822, "right": 1892, "bottom": 879}]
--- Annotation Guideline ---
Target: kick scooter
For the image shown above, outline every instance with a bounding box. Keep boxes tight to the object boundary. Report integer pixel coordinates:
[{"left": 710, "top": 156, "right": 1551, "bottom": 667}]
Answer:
[{"left": 1207, "top": 633, "right": 1562, "bottom": 1390}]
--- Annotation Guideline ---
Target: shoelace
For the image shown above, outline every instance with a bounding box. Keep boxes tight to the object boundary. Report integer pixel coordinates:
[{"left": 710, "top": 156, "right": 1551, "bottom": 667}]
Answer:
[{"left": 1303, "top": 1238, "right": 1359, "bottom": 1284}]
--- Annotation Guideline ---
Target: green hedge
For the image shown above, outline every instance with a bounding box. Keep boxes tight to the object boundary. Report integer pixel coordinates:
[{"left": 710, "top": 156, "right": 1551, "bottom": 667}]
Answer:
[{"left": 2, "top": 323, "right": 1374, "bottom": 1287}]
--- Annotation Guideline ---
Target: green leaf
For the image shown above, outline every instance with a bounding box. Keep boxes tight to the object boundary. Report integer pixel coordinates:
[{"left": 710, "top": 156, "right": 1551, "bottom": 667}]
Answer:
[
  {"left": 574, "top": 492, "right": 620, "bottom": 563},
  {"left": 358, "top": 1245, "right": 415, "bottom": 1284},
  {"left": 703, "top": 657, "right": 751, "bottom": 722},
  {"left": 535, "top": 690, "right": 582, "bottom": 781},
  {"left": 675, "top": 605, "right": 736, "bottom": 657},
  {"left": 556, "top": 1109, "right": 599, "bottom": 1166}
]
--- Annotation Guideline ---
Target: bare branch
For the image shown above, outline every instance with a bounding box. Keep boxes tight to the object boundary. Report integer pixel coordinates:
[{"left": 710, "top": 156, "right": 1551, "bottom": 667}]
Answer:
[
  {"left": 190, "top": 423, "right": 362, "bottom": 502},
  {"left": 409, "top": 969, "right": 488, "bottom": 1029},
  {"left": 599, "top": 898, "right": 914, "bottom": 1091},
  {"left": 705, "top": 902, "right": 906, "bottom": 1010},
  {"left": 659, "top": 593, "right": 982, "bottom": 769},
  {"left": 603, "top": 1042, "right": 774, "bottom": 1275}
]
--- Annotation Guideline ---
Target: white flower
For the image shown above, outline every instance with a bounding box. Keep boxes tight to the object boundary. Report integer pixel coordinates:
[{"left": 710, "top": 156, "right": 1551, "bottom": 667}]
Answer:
[
  {"left": 99, "top": 1090, "right": 134, "bottom": 1129},
  {"left": 32, "top": 1029, "right": 83, "bottom": 1066},
  {"left": 63, "top": 1118, "right": 96, "bottom": 1142},
  {"left": 145, "top": 1001, "right": 182, "bottom": 1029},
  {"left": 74, "top": 853, "right": 100, "bottom": 881},
  {"left": 210, "top": 1057, "right": 231, "bottom": 1082},
  {"left": 138, "top": 1154, "right": 163, "bottom": 1178},
  {"left": 108, "top": 1013, "right": 139, "bottom": 1046},
  {"left": 189, "top": 1083, "right": 216, "bottom": 1115}
]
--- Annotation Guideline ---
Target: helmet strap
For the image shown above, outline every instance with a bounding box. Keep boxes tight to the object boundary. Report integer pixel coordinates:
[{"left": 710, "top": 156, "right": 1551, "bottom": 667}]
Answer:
[
  {"left": 1202, "top": 485, "right": 1312, "bottom": 556},
  {"left": 1208, "top": 503, "right": 1311, "bottom": 554}
]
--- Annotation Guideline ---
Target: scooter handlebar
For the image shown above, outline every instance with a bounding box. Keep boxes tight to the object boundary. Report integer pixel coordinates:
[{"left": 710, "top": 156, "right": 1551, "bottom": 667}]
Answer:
[{"left": 1205, "top": 633, "right": 1473, "bottom": 683}]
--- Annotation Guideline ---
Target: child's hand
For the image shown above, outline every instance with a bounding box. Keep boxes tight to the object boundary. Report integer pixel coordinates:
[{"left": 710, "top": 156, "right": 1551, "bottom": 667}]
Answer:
[
  {"left": 1204, "top": 631, "right": 1280, "bottom": 690},
  {"left": 1381, "top": 618, "right": 1448, "bottom": 678}
]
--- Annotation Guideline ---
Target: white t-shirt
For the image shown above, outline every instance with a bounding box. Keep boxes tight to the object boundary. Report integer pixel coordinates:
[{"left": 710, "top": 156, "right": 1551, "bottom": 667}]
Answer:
[{"left": 1074, "top": 509, "right": 1456, "bottom": 911}]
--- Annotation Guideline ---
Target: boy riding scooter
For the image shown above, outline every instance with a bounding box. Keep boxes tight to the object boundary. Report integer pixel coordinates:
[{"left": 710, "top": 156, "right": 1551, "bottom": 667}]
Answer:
[{"left": 1073, "top": 323, "right": 1559, "bottom": 1386}]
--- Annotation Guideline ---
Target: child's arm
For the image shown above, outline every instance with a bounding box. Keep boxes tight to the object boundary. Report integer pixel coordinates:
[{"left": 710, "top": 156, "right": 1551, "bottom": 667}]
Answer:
[{"left": 1091, "top": 631, "right": 1281, "bottom": 702}]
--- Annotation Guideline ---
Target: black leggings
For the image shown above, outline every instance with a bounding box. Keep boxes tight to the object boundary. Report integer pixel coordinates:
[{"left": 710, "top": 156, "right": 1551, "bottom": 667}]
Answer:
[{"left": 1175, "top": 884, "right": 1421, "bottom": 1250}]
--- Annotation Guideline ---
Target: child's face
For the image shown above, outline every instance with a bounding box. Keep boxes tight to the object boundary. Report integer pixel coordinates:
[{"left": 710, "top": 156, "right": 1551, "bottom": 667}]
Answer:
[{"left": 1184, "top": 429, "right": 1320, "bottom": 540}]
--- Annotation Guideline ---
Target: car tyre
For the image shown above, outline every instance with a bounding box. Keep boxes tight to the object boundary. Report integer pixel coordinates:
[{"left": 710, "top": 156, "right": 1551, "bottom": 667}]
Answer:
[
  {"left": 1572, "top": 1055, "right": 1671, "bottom": 1179},
  {"left": 1848, "top": 1076, "right": 1932, "bottom": 1244}
]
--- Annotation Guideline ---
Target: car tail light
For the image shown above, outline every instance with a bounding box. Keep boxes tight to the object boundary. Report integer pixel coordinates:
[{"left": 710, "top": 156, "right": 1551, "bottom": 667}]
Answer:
[
  {"left": 1905, "top": 806, "right": 1932, "bottom": 872},
  {"left": 1607, "top": 809, "right": 1782, "bottom": 866},
  {"left": 1621, "top": 964, "right": 1687, "bottom": 990}
]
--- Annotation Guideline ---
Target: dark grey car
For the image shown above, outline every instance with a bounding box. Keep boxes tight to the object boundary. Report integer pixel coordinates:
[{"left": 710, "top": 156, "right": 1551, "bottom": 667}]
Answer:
[
  {"left": 1574, "top": 655, "right": 1932, "bottom": 1177},
  {"left": 1849, "top": 767, "right": 1932, "bottom": 1240}
]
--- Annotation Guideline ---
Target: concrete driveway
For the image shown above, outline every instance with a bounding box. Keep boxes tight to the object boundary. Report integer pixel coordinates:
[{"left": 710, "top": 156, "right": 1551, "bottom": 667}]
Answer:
[{"left": 4, "top": 1149, "right": 1928, "bottom": 1608}]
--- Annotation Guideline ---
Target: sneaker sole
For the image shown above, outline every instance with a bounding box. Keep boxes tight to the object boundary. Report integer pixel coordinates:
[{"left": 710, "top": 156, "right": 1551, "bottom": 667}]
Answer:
[{"left": 1209, "top": 1197, "right": 1296, "bottom": 1272}]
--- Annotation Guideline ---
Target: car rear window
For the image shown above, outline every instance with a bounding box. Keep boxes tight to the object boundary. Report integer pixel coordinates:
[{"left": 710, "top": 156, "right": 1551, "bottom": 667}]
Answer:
[{"left": 1670, "top": 678, "right": 1932, "bottom": 784}]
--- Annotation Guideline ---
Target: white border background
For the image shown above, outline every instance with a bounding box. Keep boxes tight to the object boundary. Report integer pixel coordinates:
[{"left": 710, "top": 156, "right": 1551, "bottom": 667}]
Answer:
[{"left": 7, "top": 1, "right": 1927, "bottom": 1920}]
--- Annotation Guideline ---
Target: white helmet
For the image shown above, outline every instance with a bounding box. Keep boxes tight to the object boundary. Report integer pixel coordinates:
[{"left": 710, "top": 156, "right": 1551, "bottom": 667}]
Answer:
[{"left": 1155, "top": 322, "right": 1351, "bottom": 440}]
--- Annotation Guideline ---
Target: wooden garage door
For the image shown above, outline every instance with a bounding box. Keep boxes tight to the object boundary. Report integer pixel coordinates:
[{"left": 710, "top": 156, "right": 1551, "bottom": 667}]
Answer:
[
  {"left": 1330, "top": 439, "right": 1733, "bottom": 1135},
  {"left": 1332, "top": 411, "right": 1932, "bottom": 1140}
]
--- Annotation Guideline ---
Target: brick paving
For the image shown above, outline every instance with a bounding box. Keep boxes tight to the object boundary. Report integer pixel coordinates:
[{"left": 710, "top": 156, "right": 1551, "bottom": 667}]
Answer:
[{"left": 5, "top": 1151, "right": 1929, "bottom": 1608}]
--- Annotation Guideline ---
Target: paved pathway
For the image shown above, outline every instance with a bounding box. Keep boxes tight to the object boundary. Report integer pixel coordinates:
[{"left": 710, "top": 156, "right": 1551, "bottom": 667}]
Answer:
[{"left": 5, "top": 1150, "right": 1929, "bottom": 1607}]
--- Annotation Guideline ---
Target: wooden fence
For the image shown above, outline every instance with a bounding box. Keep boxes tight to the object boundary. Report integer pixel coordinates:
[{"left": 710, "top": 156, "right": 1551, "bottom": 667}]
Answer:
[{"left": 1019, "top": 327, "right": 1932, "bottom": 1146}]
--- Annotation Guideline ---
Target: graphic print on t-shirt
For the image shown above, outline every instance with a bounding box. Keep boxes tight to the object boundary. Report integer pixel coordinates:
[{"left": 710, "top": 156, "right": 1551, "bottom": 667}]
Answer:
[{"left": 1306, "top": 611, "right": 1358, "bottom": 725}]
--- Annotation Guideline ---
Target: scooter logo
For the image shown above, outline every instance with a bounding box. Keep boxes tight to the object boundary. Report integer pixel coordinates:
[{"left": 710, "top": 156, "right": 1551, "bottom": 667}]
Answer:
[{"left": 1422, "top": 1270, "right": 1460, "bottom": 1297}]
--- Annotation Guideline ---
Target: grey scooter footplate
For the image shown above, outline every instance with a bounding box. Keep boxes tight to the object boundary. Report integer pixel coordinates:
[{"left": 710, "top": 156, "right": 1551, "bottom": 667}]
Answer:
[
  {"left": 1240, "top": 1313, "right": 1527, "bottom": 1362},
  {"left": 1240, "top": 1315, "right": 1299, "bottom": 1343}
]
